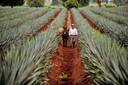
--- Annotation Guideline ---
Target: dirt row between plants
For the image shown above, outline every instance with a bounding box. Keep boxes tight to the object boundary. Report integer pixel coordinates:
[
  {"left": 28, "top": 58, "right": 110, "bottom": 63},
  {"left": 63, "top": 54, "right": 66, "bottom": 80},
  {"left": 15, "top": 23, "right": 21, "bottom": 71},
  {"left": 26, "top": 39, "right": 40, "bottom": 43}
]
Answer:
[
  {"left": 80, "top": 12, "right": 104, "bottom": 34},
  {"left": 47, "top": 10, "right": 91, "bottom": 85},
  {"left": 32, "top": 10, "right": 61, "bottom": 36}
]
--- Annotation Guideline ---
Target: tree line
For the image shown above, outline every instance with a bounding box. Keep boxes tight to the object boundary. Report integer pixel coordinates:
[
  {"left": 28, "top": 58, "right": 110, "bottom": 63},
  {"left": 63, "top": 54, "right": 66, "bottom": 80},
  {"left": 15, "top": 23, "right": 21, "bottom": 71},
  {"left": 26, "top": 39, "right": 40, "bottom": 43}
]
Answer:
[
  {"left": 0, "top": 0, "right": 90, "bottom": 7},
  {"left": 0, "top": 0, "right": 24, "bottom": 7},
  {"left": 0, "top": 0, "right": 127, "bottom": 8}
]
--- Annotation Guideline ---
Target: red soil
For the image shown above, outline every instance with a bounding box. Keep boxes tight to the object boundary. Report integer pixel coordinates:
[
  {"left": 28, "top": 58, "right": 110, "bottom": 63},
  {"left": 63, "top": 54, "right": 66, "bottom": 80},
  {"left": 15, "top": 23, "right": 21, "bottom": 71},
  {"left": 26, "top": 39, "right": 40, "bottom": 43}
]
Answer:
[
  {"left": 47, "top": 10, "right": 91, "bottom": 85},
  {"left": 32, "top": 10, "right": 61, "bottom": 36},
  {"left": 80, "top": 12, "right": 104, "bottom": 33}
]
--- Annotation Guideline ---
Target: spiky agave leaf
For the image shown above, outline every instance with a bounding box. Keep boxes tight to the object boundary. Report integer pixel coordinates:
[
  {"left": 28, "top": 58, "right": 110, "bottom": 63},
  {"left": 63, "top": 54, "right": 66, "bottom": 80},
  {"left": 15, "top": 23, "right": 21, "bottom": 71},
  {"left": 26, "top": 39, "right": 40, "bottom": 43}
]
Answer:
[
  {"left": 0, "top": 28, "right": 58, "bottom": 85},
  {"left": 79, "top": 8, "right": 128, "bottom": 47},
  {"left": 0, "top": 8, "right": 67, "bottom": 85},
  {"left": 71, "top": 8, "right": 128, "bottom": 85}
]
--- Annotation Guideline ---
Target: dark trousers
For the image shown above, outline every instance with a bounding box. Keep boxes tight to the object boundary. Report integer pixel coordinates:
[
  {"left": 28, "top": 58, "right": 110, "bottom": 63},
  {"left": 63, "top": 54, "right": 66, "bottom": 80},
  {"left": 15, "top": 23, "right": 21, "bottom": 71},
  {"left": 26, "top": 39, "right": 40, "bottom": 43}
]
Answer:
[{"left": 63, "top": 39, "right": 68, "bottom": 47}]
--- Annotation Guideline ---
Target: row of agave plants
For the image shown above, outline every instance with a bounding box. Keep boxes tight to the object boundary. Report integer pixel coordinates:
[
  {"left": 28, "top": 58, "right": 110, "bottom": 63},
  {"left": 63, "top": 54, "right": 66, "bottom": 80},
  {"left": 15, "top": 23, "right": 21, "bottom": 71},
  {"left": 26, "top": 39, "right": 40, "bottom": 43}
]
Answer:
[
  {"left": 89, "top": 8, "right": 128, "bottom": 26},
  {"left": 0, "top": 8, "right": 50, "bottom": 31},
  {"left": 79, "top": 8, "right": 128, "bottom": 47},
  {"left": 102, "top": 6, "right": 128, "bottom": 17},
  {"left": 71, "top": 8, "right": 128, "bottom": 85},
  {"left": 0, "top": 7, "right": 36, "bottom": 18},
  {"left": 0, "top": 8, "right": 67, "bottom": 85},
  {"left": 0, "top": 8, "right": 37, "bottom": 22},
  {"left": 0, "top": 8, "right": 60, "bottom": 55}
]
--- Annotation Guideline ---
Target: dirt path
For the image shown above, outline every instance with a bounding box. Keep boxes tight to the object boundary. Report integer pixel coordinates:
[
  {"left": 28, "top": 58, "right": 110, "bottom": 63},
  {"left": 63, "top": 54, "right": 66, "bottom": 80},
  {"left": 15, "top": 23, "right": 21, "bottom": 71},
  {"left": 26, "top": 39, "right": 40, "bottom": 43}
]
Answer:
[
  {"left": 32, "top": 10, "right": 61, "bottom": 36},
  {"left": 48, "top": 10, "right": 90, "bottom": 85}
]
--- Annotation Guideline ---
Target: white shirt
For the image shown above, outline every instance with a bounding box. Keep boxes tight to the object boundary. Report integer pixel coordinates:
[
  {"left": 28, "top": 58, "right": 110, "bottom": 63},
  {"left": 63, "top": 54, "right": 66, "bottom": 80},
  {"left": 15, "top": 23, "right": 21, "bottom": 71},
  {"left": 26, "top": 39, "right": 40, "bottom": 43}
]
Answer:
[{"left": 69, "top": 28, "right": 78, "bottom": 36}]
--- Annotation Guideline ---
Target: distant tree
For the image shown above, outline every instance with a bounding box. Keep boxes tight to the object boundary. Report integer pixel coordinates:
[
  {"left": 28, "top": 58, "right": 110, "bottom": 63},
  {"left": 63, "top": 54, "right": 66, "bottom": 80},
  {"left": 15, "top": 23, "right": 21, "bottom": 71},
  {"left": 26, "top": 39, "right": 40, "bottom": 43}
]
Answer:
[
  {"left": 112, "top": 0, "right": 128, "bottom": 6},
  {"left": 96, "top": 0, "right": 101, "bottom": 7},
  {"left": 64, "top": 0, "right": 79, "bottom": 8},
  {"left": 78, "top": 0, "right": 89, "bottom": 6},
  {"left": 0, "top": 0, "right": 24, "bottom": 7},
  {"left": 61, "top": 0, "right": 67, "bottom": 6},
  {"left": 62, "top": 0, "right": 67, "bottom": 2},
  {"left": 24, "top": 0, "right": 44, "bottom": 7}
]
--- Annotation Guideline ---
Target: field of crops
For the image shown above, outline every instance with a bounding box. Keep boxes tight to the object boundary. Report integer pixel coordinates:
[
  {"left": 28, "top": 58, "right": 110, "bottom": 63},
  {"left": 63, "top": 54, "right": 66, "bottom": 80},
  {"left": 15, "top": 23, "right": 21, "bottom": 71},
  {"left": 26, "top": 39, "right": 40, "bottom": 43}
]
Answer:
[
  {"left": 72, "top": 7, "right": 128, "bottom": 85},
  {"left": 0, "top": 7, "right": 67, "bottom": 85},
  {"left": 0, "top": 6, "right": 128, "bottom": 85}
]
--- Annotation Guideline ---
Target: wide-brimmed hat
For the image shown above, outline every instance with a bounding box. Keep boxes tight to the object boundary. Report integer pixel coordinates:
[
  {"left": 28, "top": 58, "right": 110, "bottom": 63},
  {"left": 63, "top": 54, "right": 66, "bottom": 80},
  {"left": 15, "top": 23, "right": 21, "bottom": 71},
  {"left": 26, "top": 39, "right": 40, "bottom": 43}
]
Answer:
[
  {"left": 71, "top": 24, "right": 74, "bottom": 26},
  {"left": 58, "top": 27, "right": 64, "bottom": 32}
]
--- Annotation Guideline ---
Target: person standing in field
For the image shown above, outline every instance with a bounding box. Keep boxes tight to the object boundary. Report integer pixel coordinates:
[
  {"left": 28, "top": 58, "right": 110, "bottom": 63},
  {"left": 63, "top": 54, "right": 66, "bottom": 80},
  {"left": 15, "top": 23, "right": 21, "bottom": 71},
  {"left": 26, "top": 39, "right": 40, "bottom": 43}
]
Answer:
[
  {"left": 57, "top": 27, "right": 69, "bottom": 47},
  {"left": 62, "top": 27, "right": 69, "bottom": 47},
  {"left": 69, "top": 24, "right": 78, "bottom": 48}
]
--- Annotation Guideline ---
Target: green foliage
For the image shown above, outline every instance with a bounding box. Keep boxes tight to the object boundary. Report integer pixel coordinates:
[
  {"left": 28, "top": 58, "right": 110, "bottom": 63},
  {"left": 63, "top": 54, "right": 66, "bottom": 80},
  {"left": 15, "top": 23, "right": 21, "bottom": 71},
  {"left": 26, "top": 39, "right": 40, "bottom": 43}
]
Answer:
[
  {"left": 29, "top": 0, "right": 42, "bottom": 7},
  {"left": 24, "top": 0, "right": 44, "bottom": 7},
  {"left": 61, "top": 0, "right": 67, "bottom": 2},
  {"left": 80, "top": 8, "right": 128, "bottom": 47},
  {"left": 0, "top": 29, "right": 58, "bottom": 85},
  {"left": 71, "top": 8, "right": 128, "bottom": 85},
  {"left": 0, "top": 8, "right": 67, "bottom": 85},
  {"left": 104, "top": 6, "right": 128, "bottom": 17},
  {"left": 90, "top": 8, "right": 128, "bottom": 26},
  {"left": 64, "top": 0, "right": 78, "bottom": 8},
  {"left": 78, "top": 0, "right": 89, "bottom": 6},
  {"left": 97, "top": 0, "right": 101, "bottom": 7}
]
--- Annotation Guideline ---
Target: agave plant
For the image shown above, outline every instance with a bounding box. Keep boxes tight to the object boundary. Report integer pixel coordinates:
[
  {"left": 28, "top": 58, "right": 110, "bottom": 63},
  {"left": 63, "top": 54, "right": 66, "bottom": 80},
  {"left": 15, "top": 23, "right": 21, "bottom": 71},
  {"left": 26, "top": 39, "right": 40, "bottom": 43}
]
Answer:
[
  {"left": 0, "top": 8, "right": 61, "bottom": 57},
  {"left": 0, "top": 8, "right": 36, "bottom": 22},
  {"left": 71, "top": 8, "right": 128, "bottom": 85},
  {"left": 0, "top": 7, "right": 50, "bottom": 32},
  {"left": 103, "top": 6, "right": 128, "bottom": 17},
  {"left": 49, "top": 8, "right": 67, "bottom": 31},
  {"left": 0, "top": 8, "right": 66, "bottom": 85},
  {"left": 0, "top": 29, "right": 58, "bottom": 85},
  {"left": 0, "top": 7, "right": 31, "bottom": 18},
  {"left": 90, "top": 8, "right": 128, "bottom": 26},
  {"left": 79, "top": 8, "right": 128, "bottom": 47}
]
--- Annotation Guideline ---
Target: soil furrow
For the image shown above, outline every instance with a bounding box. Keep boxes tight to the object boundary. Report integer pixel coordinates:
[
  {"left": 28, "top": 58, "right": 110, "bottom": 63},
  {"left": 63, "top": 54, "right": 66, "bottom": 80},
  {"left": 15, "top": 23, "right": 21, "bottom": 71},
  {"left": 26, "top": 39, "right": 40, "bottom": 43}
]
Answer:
[
  {"left": 80, "top": 12, "right": 104, "bottom": 33},
  {"left": 47, "top": 10, "right": 91, "bottom": 85},
  {"left": 32, "top": 10, "right": 61, "bottom": 36}
]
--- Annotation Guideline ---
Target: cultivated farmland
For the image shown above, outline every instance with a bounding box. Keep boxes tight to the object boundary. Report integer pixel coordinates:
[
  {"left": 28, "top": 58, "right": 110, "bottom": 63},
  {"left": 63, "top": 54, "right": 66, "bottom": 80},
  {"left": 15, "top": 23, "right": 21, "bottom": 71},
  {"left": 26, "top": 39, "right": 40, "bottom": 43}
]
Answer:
[{"left": 0, "top": 6, "right": 128, "bottom": 85}]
